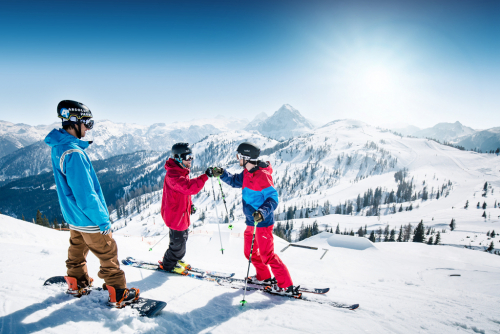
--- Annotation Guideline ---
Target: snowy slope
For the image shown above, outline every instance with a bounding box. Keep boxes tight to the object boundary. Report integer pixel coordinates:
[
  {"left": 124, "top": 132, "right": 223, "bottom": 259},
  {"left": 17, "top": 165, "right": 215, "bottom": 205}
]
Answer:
[{"left": 2, "top": 213, "right": 500, "bottom": 333}]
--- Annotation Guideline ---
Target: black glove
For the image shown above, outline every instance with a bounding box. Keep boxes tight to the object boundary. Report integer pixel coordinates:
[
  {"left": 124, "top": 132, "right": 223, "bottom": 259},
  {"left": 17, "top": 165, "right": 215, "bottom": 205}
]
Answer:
[
  {"left": 191, "top": 205, "right": 197, "bottom": 215},
  {"left": 213, "top": 167, "right": 224, "bottom": 177},
  {"left": 205, "top": 167, "right": 214, "bottom": 177},
  {"left": 252, "top": 211, "right": 263, "bottom": 223}
]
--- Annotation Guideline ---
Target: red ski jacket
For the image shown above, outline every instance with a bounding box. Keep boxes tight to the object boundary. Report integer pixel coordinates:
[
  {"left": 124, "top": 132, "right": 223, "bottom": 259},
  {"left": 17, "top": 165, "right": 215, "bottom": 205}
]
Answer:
[{"left": 161, "top": 158, "right": 208, "bottom": 231}]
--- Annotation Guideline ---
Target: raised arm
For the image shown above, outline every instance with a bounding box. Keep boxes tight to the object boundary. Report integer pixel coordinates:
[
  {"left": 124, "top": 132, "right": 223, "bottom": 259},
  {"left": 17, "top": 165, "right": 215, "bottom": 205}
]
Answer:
[
  {"left": 220, "top": 169, "right": 244, "bottom": 188},
  {"left": 168, "top": 173, "right": 208, "bottom": 195}
]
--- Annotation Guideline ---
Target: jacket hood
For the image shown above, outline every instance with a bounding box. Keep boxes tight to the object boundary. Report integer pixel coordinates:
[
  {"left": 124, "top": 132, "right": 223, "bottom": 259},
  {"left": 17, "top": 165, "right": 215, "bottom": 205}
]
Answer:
[
  {"left": 44, "top": 129, "right": 89, "bottom": 149},
  {"left": 165, "top": 158, "right": 189, "bottom": 176}
]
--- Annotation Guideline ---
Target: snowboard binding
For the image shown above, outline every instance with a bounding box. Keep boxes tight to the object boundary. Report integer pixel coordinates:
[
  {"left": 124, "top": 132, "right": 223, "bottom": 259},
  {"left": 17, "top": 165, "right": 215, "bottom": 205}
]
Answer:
[
  {"left": 106, "top": 285, "right": 140, "bottom": 308},
  {"left": 64, "top": 276, "right": 93, "bottom": 298}
]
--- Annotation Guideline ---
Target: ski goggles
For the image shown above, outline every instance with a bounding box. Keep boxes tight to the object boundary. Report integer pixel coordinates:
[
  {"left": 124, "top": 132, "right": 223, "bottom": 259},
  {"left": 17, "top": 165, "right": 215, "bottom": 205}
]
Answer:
[
  {"left": 80, "top": 118, "right": 94, "bottom": 130},
  {"left": 180, "top": 153, "right": 194, "bottom": 161},
  {"left": 236, "top": 153, "right": 254, "bottom": 161}
]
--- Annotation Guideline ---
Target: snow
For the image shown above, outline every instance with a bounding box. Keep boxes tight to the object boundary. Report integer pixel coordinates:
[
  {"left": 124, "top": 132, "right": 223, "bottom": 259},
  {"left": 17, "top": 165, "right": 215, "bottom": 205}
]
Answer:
[
  {"left": 3, "top": 115, "right": 500, "bottom": 332},
  {"left": 2, "top": 212, "right": 500, "bottom": 333}
]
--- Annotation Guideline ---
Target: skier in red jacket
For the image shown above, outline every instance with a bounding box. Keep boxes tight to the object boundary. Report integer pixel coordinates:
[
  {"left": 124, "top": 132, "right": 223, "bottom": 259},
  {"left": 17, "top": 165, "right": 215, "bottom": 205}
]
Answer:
[{"left": 159, "top": 143, "right": 210, "bottom": 274}]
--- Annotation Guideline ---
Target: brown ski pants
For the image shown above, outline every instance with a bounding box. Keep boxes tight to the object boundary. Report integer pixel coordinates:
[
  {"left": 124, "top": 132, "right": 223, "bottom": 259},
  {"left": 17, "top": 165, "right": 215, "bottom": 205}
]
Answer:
[{"left": 66, "top": 229, "right": 126, "bottom": 289}]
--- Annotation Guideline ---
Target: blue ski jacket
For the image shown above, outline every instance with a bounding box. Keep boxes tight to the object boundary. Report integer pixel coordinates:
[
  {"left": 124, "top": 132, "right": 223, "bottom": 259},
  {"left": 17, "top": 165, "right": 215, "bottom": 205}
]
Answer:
[
  {"left": 220, "top": 163, "right": 279, "bottom": 227},
  {"left": 44, "top": 129, "right": 110, "bottom": 233}
]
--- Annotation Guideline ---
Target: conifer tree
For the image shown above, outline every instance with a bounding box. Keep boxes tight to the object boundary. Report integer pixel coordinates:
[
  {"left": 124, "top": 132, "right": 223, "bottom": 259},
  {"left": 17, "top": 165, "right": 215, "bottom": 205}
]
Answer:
[
  {"left": 434, "top": 232, "right": 441, "bottom": 245},
  {"left": 482, "top": 211, "right": 487, "bottom": 218},
  {"left": 383, "top": 225, "right": 390, "bottom": 242},
  {"left": 482, "top": 202, "right": 487, "bottom": 210},
  {"left": 36, "top": 210, "right": 43, "bottom": 225},
  {"left": 397, "top": 225, "right": 403, "bottom": 242},
  {"left": 53, "top": 218, "right": 60, "bottom": 229},
  {"left": 22, "top": 214, "right": 26, "bottom": 221},
  {"left": 491, "top": 230, "right": 496, "bottom": 238},
  {"left": 389, "top": 228, "right": 396, "bottom": 242},
  {"left": 335, "top": 224, "right": 340, "bottom": 234},
  {"left": 377, "top": 227, "right": 383, "bottom": 242},
  {"left": 449, "top": 218, "right": 456, "bottom": 231},
  {"left": 43, "top": 215, "right": 50, "bottom": 228},
  {"left": 486, "top": 241, "right": 494, "bottom": 252},
  {"left": 413, "top": 220, "right": 426, "bottom": 243},
  {"left": 427, "top": 236, "right": 434, "bottom": 245},
  {"left": 369, "top": 230, "right": 376, "bottom": 242}
]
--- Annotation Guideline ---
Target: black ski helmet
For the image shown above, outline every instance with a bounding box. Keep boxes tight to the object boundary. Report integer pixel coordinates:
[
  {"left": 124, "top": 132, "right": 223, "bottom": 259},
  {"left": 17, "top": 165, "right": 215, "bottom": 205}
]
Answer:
[
  {"left": 172, "top": 143, "right": 192, "bottom": 160},
  {"left": 237, "top": 142, "right": 260, "bottom": 161},
  {"left": 57, "top": 100, "right": 93, "bottom": 122},
  {"left": 57, "top": 100, "right": 94, "bottom": 139}
]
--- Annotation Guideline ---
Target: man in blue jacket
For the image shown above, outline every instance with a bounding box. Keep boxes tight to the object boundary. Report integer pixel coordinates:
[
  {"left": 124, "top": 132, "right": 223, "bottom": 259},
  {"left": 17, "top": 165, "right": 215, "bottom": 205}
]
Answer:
[{"left": 45, "top": 100, "right": 139, "bottom": 308}]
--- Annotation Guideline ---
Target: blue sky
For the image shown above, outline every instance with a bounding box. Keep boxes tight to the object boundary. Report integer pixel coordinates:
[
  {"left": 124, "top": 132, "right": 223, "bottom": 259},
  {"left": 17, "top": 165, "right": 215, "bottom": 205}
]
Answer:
[{"left": 0, "top": 0, "right": 499, "bottom": 129}]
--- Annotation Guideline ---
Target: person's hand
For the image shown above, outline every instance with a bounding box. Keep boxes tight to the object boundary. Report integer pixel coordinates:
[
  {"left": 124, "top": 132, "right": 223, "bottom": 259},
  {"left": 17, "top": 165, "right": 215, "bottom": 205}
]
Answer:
[
  {"left": 205, "top": 167, "right": 214, "bottom": 177},
  {"left": 252, "top": 211, "right": 263, "bottom": 223},
  {"left": 213, "top": 167, "right": 224, "bottom": 177}
]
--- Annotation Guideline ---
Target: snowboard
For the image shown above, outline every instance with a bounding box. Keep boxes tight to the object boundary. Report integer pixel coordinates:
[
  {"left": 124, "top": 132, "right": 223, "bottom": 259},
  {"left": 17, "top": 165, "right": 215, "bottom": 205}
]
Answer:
[{"left": 43, "top": 276, "right": 166, "bottom": 318}]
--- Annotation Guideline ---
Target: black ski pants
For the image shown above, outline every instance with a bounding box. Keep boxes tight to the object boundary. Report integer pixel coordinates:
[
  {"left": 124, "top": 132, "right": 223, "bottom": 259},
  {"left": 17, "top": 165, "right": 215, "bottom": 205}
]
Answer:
[{"left": 162, "top": 228, "right": 189, "bottom": 271}]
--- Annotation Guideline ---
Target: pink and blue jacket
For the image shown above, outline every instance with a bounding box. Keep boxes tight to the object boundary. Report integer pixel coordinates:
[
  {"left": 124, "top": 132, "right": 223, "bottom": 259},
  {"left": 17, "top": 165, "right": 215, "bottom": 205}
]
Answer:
[{"left": 221, "top": 163, "right": 279, "bottom": 227}]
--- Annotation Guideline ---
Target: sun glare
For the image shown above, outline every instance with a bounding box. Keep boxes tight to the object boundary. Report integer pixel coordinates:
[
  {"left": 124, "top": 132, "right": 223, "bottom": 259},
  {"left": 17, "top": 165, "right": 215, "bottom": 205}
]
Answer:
[{"left": 364, "top": 67, "right": 392, "bottom": 92}]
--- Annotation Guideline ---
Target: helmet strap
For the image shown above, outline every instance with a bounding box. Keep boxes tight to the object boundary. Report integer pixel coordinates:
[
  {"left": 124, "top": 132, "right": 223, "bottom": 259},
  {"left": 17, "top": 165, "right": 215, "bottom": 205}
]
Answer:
[
  {"left": 175, "top": 157, "right": 187, "bottom": 169},
  {"left": 75, "top": 122, "right": 82, "bottom": 139}
]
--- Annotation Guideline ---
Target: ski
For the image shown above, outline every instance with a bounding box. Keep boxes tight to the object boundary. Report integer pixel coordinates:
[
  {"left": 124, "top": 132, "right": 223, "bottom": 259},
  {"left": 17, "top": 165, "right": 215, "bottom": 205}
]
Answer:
[
  {"left": 121, "top": 257, "right": 233, "bottom": 280},
  {"left": 43, "top": 276, "right": 166, "bottom": 317},
  {"left": 217, "top": 277, "right": 329, "bottom": 294},
  {"left": 216, "top": 278, "right": 357, "bottom": 310}
]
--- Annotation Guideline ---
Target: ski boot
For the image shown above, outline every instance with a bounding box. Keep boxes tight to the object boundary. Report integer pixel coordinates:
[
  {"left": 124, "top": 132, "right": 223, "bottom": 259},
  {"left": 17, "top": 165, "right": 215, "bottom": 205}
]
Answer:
[
  {"left": 158, "top": 260, "right": 188, "bottom": 275},
  {"left": 64, "top": 276, "right": 93, "bottom": 298},
  {"left": 264, "top": 284, "right": 302, "bottom": 299},
  {"left": 106, "top": 285, "right": 140, "bottom": 308},
  {"left": 246, "top": 275, "right": 277, "bottom": 285},
  {"left": 177, "top": 259, "right": 191, "bottom": 270}
]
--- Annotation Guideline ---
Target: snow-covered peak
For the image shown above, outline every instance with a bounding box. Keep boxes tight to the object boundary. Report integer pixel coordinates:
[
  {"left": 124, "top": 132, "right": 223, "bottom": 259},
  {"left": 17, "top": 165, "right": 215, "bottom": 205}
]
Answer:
[
  {"left": 251, "top": 112, "right": 268, "bottom": 123},
  {"left": 245, "top": 104, "right": 315, "bottom": 140},
  {"left": 413, "top": 121, "right": 476, "bottom": 142}
]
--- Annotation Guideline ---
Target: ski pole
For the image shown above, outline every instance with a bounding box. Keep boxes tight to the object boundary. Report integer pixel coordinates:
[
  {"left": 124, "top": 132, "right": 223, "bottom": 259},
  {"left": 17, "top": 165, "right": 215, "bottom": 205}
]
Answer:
[
  {"left": 240, "top": 220, "right": 258, "bottom": 306},
  {"left": 211, "top": 176, "right": 224, "bottom": 254},
  {"left": 216, "top": 176, "right": 233, "bottom": 229},
  {"left": 148, "top": 233, "right": 168, "bottom": 251}
]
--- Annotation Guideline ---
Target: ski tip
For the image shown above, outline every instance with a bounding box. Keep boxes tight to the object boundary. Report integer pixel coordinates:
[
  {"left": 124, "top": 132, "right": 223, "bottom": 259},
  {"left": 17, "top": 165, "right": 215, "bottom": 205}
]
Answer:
[
  {"left": 349, "top": 304, "right": 360, "bottom": 310},
  {"left": 122, "top": 259, "right": 132, "bottom": 266}
]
